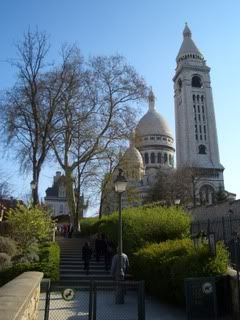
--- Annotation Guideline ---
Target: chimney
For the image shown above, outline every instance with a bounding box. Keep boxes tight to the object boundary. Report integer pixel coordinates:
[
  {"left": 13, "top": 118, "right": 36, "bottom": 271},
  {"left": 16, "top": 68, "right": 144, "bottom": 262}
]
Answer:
[{"left": 54, "top": 171, "right": 62, "bottom": 184}]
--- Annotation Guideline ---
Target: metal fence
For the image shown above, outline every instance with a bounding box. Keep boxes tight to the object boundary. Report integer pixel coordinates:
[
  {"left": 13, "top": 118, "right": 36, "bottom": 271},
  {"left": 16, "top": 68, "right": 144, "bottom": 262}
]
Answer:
[
  {"left": 191, "top": 216, "right": 240, "bottom": 266},
  {"left": 191, "top": 216, "right": 240, "bottom": 243},
  {"left": 185, "top": 276, "right": 231, "bottom": 320},
  {"left": 39, "top": 280, "right": 145, "bottom": 320}
]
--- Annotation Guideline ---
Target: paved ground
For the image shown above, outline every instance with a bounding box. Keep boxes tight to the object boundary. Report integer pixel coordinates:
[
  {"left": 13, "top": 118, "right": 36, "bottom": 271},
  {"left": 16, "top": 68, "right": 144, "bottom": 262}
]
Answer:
[{"left": 38, "top": 289, "right": 186, "bottom": 320}]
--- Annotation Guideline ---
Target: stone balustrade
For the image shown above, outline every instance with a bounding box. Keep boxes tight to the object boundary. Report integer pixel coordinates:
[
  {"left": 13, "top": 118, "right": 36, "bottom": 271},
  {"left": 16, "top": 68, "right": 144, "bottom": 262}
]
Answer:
[{"left": 0, "top": 271, "right": 43, "bottom": 320}]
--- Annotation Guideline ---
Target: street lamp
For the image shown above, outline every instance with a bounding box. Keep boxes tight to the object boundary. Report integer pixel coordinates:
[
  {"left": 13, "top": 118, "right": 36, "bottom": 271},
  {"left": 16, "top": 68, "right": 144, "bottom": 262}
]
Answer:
[
  {"left": 114, "top": 168, "right": 127, "bottom": 304},
  {"left": 192, "top": 175, "right": 196, "bottom": 207},
  {"left": 174, "top": 199, "right": 181, "bottom": 206}
]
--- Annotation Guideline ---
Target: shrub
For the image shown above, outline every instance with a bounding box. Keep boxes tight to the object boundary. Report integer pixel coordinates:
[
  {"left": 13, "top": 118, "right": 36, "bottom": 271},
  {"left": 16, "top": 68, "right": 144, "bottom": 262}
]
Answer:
[
  {"left": 0, "top": 242, "right": 60, "bottom": 286},
  {"left": 80, "top": 217, "right": 102, "bottom": 236},
  {"left": 0, "top": 252, "right": 12, "bottom": 271},
  {"left": 38, "top": 242, "right": 60, "bottom": 280},
  {"left": 6, "top": 205, "right": 53, "bottom": 251},
  {"left": 97, "top": 206, "right": 191, "bottom": 255},
  {"left": 131, "top": 239, "right": 229, "bottom": 304},
  {"left": 0, "top": 236, "right": 17, "bottom": 257}
]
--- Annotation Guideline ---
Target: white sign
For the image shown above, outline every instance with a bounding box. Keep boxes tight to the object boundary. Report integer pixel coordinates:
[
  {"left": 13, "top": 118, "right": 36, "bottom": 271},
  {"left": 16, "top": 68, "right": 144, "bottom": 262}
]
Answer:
[
  {"left": 62, "top": 288, "right": 76, "bottom": 301},
  {"left": 202, "top": 282, "right": 213, "bottom": 295}
]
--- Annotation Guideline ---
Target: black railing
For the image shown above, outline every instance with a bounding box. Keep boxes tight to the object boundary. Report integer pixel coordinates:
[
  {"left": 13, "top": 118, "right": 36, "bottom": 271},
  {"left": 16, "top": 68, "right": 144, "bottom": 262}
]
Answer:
[
  {"left": 191, "top": 216, "right": 240, "bottom": 266},
  {"left": 39, "top": 279, "right": 145, "bottom": 320}
]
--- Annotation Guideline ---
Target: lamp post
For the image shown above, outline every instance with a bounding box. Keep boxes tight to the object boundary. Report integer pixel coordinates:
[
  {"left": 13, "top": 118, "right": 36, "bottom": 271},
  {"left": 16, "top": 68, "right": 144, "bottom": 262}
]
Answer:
[
  {"left": 192, "top": 175, "right": 196, "bottom": 207},
  {"left": 30, "top": 180, "right": 36, "bottom": 206},
  {"left": 114, "top": 168, "right": 127, "bottom": 304}
]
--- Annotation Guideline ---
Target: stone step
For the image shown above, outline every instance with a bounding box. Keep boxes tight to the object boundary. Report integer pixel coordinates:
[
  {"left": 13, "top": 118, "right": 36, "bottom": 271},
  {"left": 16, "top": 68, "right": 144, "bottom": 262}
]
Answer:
[
  {"left": 60, "top": 274, "right": 113, "bottom": 281},
  {"left": 60, "top": 260, "right": 105, "bottom": 264},
  {"left": 60, "top": 265, "right": 106, "bottom": 270},
  {"left": 60, "top": 255, "right": 105, "bottom": 260},
  {"left": 60, "top": 270, "right": 110, "bottom": 275}
]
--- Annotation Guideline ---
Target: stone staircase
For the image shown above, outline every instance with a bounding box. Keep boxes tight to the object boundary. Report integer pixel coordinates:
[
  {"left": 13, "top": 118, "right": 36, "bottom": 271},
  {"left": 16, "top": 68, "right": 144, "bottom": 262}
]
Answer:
[{"left": 57, "top": 237, "right": 113, "bottom": 284}]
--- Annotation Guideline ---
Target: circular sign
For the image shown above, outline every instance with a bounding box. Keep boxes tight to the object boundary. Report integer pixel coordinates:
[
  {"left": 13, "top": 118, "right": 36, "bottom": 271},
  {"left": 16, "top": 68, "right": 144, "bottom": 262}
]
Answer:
[
  {"left": 62, "top": 288, "right": 76, "bottom": 301},
  {"left": 202, "top": 282, "right": 213, "bottom": 295}
]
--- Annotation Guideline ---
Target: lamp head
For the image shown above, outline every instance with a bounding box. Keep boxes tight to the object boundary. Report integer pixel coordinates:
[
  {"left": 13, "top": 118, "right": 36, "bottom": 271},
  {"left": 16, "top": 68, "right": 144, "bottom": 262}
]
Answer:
[{"left": 114, "top": 168, "right": 127, "bottom": 193}]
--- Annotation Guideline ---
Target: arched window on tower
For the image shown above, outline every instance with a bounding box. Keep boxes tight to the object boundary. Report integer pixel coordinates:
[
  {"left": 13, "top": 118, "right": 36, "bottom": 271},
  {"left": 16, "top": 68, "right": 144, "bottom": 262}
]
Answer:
[
  {"left": 192, "top": 75, "right": 202, "bottom": 88},
  {"left": 151, "top": 153, "right": 155, "bottom": 163},
  {"left": 178, "top": 78, "right": 182, "bottom": 93},
  {"left": 198, "top": 144, "right": 207, "bottom": 154},
  {"left": 144, "top": 153, "right": 149, "bottom": 164},
  {"left": 168, "top": 154, "right": 172, "bottom": 165},
  {"left": 164, "top": 153, "right": 168, "bottom": 163},
  {"left": 157, "top": 153, "right": 161, "bottom": 163}
]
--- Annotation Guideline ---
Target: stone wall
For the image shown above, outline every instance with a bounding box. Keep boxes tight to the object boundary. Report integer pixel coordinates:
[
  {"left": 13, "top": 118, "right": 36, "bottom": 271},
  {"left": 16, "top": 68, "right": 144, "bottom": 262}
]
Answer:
[
  {"left": 227, "top": 268, "right": 240, "bottom": 319},
  {"left": 0, "top": 271, "right": 43, "bottom": 320},
  {"left": 190, "top": 199, "right": 240, "bottom": 221}
]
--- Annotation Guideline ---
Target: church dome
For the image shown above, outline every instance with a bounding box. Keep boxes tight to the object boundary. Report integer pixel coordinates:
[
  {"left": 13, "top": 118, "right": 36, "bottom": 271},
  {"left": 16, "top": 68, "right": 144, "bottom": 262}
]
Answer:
[
  {"left": 120, "top": 131, "right": 145, "bottom": 181},
  {"left": 136, "top": 90, "right": 173, "bottom": 138}
]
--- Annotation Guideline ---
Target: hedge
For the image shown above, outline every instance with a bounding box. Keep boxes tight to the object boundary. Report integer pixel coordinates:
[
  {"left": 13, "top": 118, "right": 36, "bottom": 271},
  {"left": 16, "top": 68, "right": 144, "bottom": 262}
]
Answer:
[
  {"left": 95, "top": 206, "right": 191, "bottom": 255},
  {"left": 80, "top": 217, "right": 103, "bottom": 236},
  {"left": 131, "top": 238, "right": 229, "bottom": 304},
  {"left": 0, "top": 242, "right": 60, "bottom": 286}
]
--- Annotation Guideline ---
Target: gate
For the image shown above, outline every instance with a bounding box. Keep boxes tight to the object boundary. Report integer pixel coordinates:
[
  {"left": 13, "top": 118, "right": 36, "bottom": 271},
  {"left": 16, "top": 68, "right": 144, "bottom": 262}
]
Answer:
[
  {"left": 185, "top": 276, "right": 232, "bottom": 319},
  {"left": 39, "top": 280, "right": 145, "bottom": 320}
]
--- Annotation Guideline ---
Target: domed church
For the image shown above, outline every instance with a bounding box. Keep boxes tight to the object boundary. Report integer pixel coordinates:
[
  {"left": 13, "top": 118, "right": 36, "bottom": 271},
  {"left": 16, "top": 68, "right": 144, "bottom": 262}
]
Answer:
[
  {"left": 102, "top": 24, "right": 229, "bottom": 214},
  {"left": 102, "top": 89, "right": 175, "bottom": 214}
]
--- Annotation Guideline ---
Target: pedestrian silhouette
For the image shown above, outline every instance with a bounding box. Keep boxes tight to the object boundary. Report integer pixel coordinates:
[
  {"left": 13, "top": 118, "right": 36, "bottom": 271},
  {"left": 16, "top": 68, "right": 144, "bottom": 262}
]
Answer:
[{"left": 82, "top": 242, "right": 92, "bottom": 275}]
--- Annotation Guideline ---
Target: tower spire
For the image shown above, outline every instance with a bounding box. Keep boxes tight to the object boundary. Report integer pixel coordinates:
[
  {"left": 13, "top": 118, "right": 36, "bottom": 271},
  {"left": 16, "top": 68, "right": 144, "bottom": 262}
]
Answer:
[
  {"left": 148, "top": 87, "right": 155, "bottom": 111},
  {"left": 183, "top": 22, "right": 192, "bottom": 38}
]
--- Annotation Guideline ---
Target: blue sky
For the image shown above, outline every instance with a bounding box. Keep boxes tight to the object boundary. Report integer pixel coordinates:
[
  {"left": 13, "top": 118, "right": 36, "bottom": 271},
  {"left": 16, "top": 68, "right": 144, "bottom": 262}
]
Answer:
[{"left": 0, "top": 1, "right": 240, "bottom": 212}]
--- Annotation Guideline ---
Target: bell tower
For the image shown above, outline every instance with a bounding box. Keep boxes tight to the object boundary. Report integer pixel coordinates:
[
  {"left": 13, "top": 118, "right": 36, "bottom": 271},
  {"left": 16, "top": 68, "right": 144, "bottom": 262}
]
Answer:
[{"left": 173, "top": 24, "right": 224, "bottom": 204}]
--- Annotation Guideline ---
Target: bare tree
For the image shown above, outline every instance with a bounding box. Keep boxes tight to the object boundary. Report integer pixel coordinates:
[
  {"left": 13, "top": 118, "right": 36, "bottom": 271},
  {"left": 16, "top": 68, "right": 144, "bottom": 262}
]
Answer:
[
  {"left": 0, "top": 31, "right": 81, "bottom": 205},
  {"left": 49, "top": 52, "right": 147, "bottom": 231},
  {"left": 0, "top": 171, "right": 12, "bottom": 199},
  {"left": 146, "top": 167, "right": 196, "bottom": 206},
  {"left": 0, "top": 30, "right": 53, "bottom": 204}
]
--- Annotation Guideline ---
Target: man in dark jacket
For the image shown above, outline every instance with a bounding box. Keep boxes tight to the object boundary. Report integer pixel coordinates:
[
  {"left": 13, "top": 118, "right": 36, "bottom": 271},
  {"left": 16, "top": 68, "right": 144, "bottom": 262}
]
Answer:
[{"left": 82, "top": 242, "right": 92, "bottom": 274}]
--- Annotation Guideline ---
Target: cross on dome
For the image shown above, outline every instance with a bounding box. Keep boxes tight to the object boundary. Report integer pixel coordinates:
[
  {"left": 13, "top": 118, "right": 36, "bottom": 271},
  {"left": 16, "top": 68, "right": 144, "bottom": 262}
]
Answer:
[{"left": 148, "top": 88, "right": 155, "bottom": 111}]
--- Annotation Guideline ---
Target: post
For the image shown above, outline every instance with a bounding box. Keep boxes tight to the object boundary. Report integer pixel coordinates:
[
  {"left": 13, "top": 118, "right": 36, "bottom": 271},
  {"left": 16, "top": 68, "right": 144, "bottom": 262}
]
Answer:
[
  {"left": 192, "top": 176, "right": 196, "bottom": 208},
  {"left": 116, "top": 192, "right": 124, "bottom": 304},
  {"left": 113, "top": 168, "right": 127, "bottom": 304},
  {"left": 118, "top": 192, "right": 123, "bottom": 272},
  {"left": 222, "top": 217, "right": 226, "bottom": 243}
]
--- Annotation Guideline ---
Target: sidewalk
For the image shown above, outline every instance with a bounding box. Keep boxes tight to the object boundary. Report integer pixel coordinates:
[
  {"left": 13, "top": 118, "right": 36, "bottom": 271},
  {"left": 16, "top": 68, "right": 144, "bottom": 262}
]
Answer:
[{"left": 38, "top": 289, "right": 186, "bottom": 320}]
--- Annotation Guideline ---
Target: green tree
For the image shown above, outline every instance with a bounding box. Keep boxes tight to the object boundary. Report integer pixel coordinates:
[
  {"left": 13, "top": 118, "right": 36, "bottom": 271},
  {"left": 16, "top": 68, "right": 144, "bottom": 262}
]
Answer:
[{"left": 6, "top": 205, "right": 53, "bottom": 251}]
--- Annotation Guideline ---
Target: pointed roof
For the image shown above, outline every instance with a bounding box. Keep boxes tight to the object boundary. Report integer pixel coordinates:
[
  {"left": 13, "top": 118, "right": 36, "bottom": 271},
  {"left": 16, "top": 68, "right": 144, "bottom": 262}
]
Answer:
[{"left": 176, "top": 23, "right": 203, "bottom": 62}]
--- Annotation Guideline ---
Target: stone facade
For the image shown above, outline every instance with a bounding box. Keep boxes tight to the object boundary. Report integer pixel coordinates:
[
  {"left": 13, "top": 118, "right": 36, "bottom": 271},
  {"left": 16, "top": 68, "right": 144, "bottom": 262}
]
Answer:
[
  {"left": 173, "top": 24, "right": 224, "bottom": 203},
  {"left": 45, "top": 171, "right": 87, "bottom": 218},
  {"left": 102, "top": 24, "right": 233, "bottom": 214},
  {"left": 0, "top": 271, "right": 43, "bottom": 320}
]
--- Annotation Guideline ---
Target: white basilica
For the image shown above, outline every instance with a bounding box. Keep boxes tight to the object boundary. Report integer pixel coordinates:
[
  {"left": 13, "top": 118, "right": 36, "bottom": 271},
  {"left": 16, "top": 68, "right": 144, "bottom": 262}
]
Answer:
[{"left": 102, "top": 24, "right": 229, "bottom": 214}]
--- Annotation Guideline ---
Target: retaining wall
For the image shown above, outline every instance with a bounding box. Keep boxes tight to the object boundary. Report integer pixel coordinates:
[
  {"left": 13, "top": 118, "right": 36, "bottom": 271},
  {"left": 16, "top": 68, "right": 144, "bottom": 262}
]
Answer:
[{"left": 0, "top": 271, "right": 43, "bottom": 320}]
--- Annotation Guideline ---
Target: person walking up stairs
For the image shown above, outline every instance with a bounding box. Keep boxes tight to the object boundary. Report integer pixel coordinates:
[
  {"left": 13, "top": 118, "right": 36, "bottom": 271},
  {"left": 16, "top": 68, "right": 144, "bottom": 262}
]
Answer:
[{"left": 58, "top": 236, "right": 113, "bottom": 284}]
